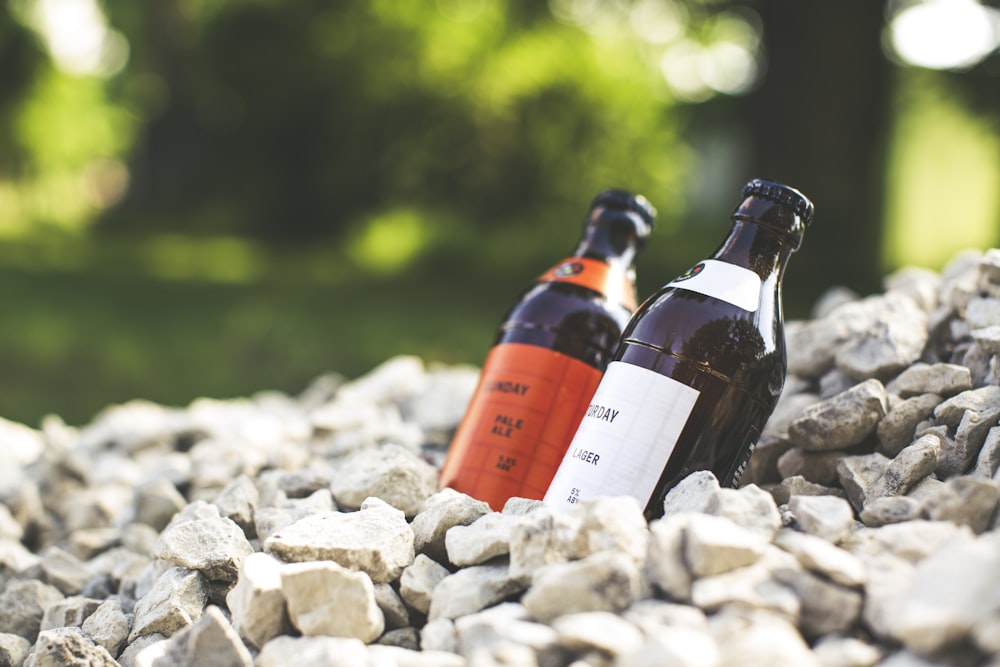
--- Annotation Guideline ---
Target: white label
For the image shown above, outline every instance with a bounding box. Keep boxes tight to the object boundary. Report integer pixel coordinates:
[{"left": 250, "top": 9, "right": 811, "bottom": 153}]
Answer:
[
  {"left": 542, "top": 361, "right": 700, "bottom": 511},
  {"left": 667, "top": 259, "right": 761, "bottom": 312}
]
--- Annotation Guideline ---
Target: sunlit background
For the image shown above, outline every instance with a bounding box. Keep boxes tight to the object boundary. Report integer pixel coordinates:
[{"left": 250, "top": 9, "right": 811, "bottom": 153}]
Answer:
[{"left": 0, "top": 0, "right": 998, "bottom": 425}]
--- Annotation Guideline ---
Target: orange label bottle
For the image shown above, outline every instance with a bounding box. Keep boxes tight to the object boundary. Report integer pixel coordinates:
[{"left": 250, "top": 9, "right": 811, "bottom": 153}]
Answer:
[{"left": 439, "top": 190, "right": 655, "bottom": 510}]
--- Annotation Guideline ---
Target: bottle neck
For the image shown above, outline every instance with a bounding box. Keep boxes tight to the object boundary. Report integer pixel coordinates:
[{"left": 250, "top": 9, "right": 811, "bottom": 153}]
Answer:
[
  {"left": 712, "top": 218, "right": 797, "bottom": 283},
  {"left": 572, "top": 209, "right": 645, "bottom": 270}
]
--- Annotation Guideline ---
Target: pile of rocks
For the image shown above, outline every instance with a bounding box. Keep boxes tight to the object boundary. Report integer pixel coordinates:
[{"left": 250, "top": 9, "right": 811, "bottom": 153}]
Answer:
[{"left": 2, "top": 249, "right": 1000, "bottom": 667}]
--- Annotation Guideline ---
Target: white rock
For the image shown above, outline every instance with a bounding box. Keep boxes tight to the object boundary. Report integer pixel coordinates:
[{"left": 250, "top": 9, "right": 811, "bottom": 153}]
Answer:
[
  {"left": 645, "top": 514, "right": 693, "bottom": 601},
  {"left": 410, "top": 489, "right": 492, "bottom": 565},
  {"left": 773, "top": 529, "right": 866, "bottom": 587},
  {"left": 684, "top": 514, "right": 769, "bottom": 578},
  {"left": 788, "top": 495, "right": 856, "bottom": 543},
  {"left": 81, "top": 598, "right": 130, "bottom": 658},
  {"left": 154, "top": 513, "right": 253, "bottom": 583},
  {"left": 280, "top": 560, "right": 384, "bottom": 642},
  {"left": 367, "top": 644, "right": 467, "bottom": 667},
  {"left": 551, "top": 611, "right": 643, "bottom": 656},
  {"left": 558, "top": 495, "right": 649, "bottom": 563},
  {"left": 453, "top": 603, "right": 559, "bottom": 666},
  {"left": 445, "top": 513, "right": 517, "bottom": 566},
  {"left": 399, "top": 554, "right": 450, "bottom": 615},
  {"left": 811, "top": 635, "right": 883, "bottom": 667},
  {"left": 141, "top": 605, "right": 253, "bottom": 667},
  {"left": 335, "top": 355, "right": 428, "bottom": 405},
  {"left": 521, "top": 551, "right": 640, "bottom": 623},
  {"left": 330, "top": 444, "right": 438, "bottom": 517},
  {"left": 428, "top": 563, "right": 524, "bottom": 621},
  {"left": 225, "top": 552, "right": 290, "bottom": 649},
  {"left": 24, "top": 627, "right": 118, "bottom": 667},
  {"left": 616, "top": 626, "right": 721, "bottom": 667},
  {"left": 129, "top": 567, "right": 207, "bottom": 642},
  {"left": 421, "top": 618, "right": 458, "bottom": 654},
  {"left": 255, "top": 635, "right": 370, "bottom": 667},
  {"left": 265, "top": 498, "right": 414, "bottom": 582},
  {"left": 662, "top": 471, "right": 721, "bottom": 517},
  {"left": 708, "top": 606, "right": 820, "bottom": 667},
  {"left": 690, "top": 545, "right": 802, "bottom": 619},
  {"left": 703, "top": 484, "right": 782, "bottom": 542}
]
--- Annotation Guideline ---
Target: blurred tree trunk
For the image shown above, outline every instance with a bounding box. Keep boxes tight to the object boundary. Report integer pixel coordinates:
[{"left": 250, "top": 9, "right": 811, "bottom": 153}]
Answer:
[{"left": 745, "top": 0, "right": 892, "bottom": 310}]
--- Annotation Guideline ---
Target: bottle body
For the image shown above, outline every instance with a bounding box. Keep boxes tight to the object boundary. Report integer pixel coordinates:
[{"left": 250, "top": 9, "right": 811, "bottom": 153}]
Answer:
[
  {"left": 440, "top": 192, "right": 654, "bottom": 511},
  {"left": 543, "top": 179, "right": 811, "bottom": 520}
]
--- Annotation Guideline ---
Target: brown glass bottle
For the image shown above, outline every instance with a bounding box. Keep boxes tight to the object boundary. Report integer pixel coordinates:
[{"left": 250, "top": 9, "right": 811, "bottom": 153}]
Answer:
[
  {"left": 439, "top": 190, "right": 655, "bottom": 511},
  {"left": 543, "top": 179, "right": 813, "bottom": 520}
]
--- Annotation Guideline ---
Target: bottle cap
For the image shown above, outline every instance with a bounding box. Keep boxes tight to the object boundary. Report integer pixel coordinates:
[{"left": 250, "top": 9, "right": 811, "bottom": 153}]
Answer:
[
  {"left": 591, "top": 189, "right": 657, "bottom": 228},
  {"left": 741, "top": 179, "right": 814, "bottom": 226}
]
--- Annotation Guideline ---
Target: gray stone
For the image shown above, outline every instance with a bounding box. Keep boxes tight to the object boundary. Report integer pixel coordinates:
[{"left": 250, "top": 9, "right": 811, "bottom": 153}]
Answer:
[
  {"left": 409, "top": 489, "right": 491, "bottom": 566},
  {"left": 919, "top": 476, "right": 1000, "bottom": 533},
  {"left": 886, "top": 363, "right": 972, "bottom": 398},
  {"left": 770, "top": 476, "right": 845, "bottom": 505},
  {"left": 777, "top": 449, "right": 844, "bottom": 486},
  {"left": 452, "top": 603, "right": 560, "bottom": 667},
  {"left": 399, "top": 554, "right": 449, "bottom": 615},
  {"left": 661, "top": 471, "right": 720, "bottom": 517},
  {"left": 773, "top": 529, "right": 866, "bottom": 587},
  {"left": 689, "top": 545, "right": 802, "bottom": 618},
  {"left": 254, "top": 488, "right": 334, "bottom": 543},
  {"left": 23, "top": 627, "right": 117, "bottom": 667},
  {"left": 704, "top": 484, "right": 782, "bottom": 542},
  {"left": 708, "top": 606, "right": 821, "bottom": 667},
  {"left": 844, "top": 520, "right": 973, "bottom": 564},
  {"left": 0, "top": 579, "right": 64, "bottom": 642},
  {"left": 265, "top": 498, "right": 414, "bottom": 583},
  {"left": 129, "top": 567, "right": 207, "bottom": 642},
  {"left": 818, "top": 368, "right": 858, "bottom": 400},
  {"left": 330, "top": 444, "right": 438, "bottom": 517},
  {"left": 507, "top": 509, "right": 570, "bottom": 583},
  {"left": 837, "top": 453, "right": 891, "bottom": 512},
  {"left": 859, "top": 496, "right": 922, "bottom": 527},
  {"left": 211, "top": 475, "right": 259, "bottom": 539},
  {"left": 134, "top": 479, "right": 187, "bottom": 532},
  {"left": 521, "top": 551, "right": 640, "bottom": 623},
  {"left": 373, "top": 582, "right": 410, "bottom": 631},
  {"left": 763, "top": 393, "right": 821, "bottom": 438},
  {"left": 556, "top": 496, "right": 649, "bottom": 564},
  {"left": 224, "top": 552, "right": 290, "bottom": 649},
  {"left": 788, "top": 495, "right": 856, "bottom": 543},
  {"left": 0, "top": 506, "right": 23, "bottom": 544},
  {"left": 772, "top": 567, "right": 863, "bottom": 638},
  {"left": 445, "top": 513, "right": 516, "bottom": 566},
  {"left": 0, "top": 539, "right": 39, "bottom": 575},
  {"left": 37, "top": 547, "right": 91, "bottom": 596},
  {"left": 933, "top": 385, "right": 1000, "bottom": 427},
  {"left": 368, "top": 644, "right": 466, "bottom": 667},
  {"left": 972, "top": 325, "right": 1000, "bottom": 355},
  {"left": 428, "top": 563, "right": 524, "bottom": 621},
  {"left": 811, "top": 636, "right": 882, "bottom": 667},
  {"left": 154, "top": 512, "right": 253, "bottom": 583},
  {"left": 551, "top": 611, "right": 643, "bottom": 656},
  {"left": 645, "top": 514, "right": 693, "bottom": 602},
  {"left": 39, "top": 595, "right": 100, "bottom": 632},
  {"left": 143, "top": 605, "right": 253, "bottom": 667},
  {"left": 937, "top": 409, "right": 995, "bottom": 478},
  {"left": 788, "top": 379, "right": 888, "bottom": 451},
  {"left": 683, "top": 514, "right": 769, "bottom": 578},
  {"left": 420, "top": 618, "right": 457, "bottom": 654},
  {"left": 255, "top": 635, "right": 369, "bottom": 667},
  {"left": 974, "top": 426, "right": 1000, "bottom": 479},
  {"left": 116, "top": 633, "right": 165, "bottom": 667},
  {"left": 618, "top": 627, "right": 721, "bottom": 667},
  {"left": 0, "top": 633, "right": 31, "bottom": 667},
  {"left": 869, "top": 434, "right": 940, "bottom": 500},
  {"left": 745, "top": 434, "right": 794, "bottom": 486},
  {"left": 81, "top": 598, "right": 129, "bottom": 658},
  {"left": 885, "top": 266, "right": 940, "bottom": 311},
  {"left": 500, "top": 497, "right": 542, "bottom": 516},
  {"left": 834, "top": 295, "right": 928, "bottom": 380},
  {"left": 879, "top": 531, "right": 1000, "bottom": 655},
  {"left": 876, "top": 394, "right": 942, "bottom": 457},
  {"left": 280, "top": 560, "right": 384, "bottom": 642},
  {"left": 966, "top": 296, "right": 1000, "bottom": 329}
]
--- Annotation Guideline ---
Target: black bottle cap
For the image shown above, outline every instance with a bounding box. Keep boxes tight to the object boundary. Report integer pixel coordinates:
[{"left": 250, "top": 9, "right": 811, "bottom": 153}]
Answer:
[
  {"left": 591, "top": 189, "right": 657, "bottom": 228},
  {"left": 741, "top": 179, "right": 814, "bottom": 226}
]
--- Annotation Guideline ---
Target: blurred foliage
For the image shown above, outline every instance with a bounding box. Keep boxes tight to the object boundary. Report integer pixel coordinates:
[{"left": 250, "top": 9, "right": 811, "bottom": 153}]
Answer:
[{"left": 0, "top": 0, "right": 998, "bottom": 426}]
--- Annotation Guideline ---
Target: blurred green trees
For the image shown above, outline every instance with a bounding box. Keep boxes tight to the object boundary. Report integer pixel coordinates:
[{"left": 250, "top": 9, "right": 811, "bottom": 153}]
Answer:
[{"left": 0, "top": 0, "right": 998, "bottom": 425}]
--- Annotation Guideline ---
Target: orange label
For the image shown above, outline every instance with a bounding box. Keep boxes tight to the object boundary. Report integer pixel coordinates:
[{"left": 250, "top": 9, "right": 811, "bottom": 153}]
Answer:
[
  {"left": 439, "top": 343, "right": 604, "bottom": 511},
  {"left": 537, "top": 257, "right": 636, "bottom": 311}
]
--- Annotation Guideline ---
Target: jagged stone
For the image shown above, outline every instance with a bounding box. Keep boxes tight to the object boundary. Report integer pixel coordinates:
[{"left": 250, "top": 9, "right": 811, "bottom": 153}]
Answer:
[
  {"left": 374, "top": 583, "right": 410, "bottom": 631},
  {"left": 837, "top": 453, "right": 891, "bottom": 512},
  {"left": 811, "top": 636, "right": 883, "bottom": 667},
  {"left": 918, "top": 476, "right": 1000, "bottom": 533},
  {"left": 777, "top": 449, "right": 844, "bottom": 486},
  {"left": 368, "top": 644, "right": 466, "bottom": 666},
  {"left": 452, "top": 603, "right": 560, "bottom": 667},
  {"left": 154, "top": 508, "right": 253, "bottom": 583},
  {"left": 876, "top": 394, "right": 942, "bottom": 457},
  {"left": 0, "top": 579, "right": 64, "bottom": 643},
  {"left": 788, "top": 379, "right": 888, "bottom": 451},
  {"left": 788, "top": 495, "right": 856, "bottom": 543},
  {"left": 645, "top": 514, "right": 693, "bottom": 602},
  {"left": 400, "top": 554, "right": 450, "bottom": 615},
  {"left": 139, "top": 605, "right": 253, "bottom": 667},
  {"left": 330, "top": 444, "right": 438, "bottom": 517},
  {"left": 280, "top": 560, "right": 384, "bottom": 642},
  {"left": 683, "top": 514, "right": 769, "bottom": 578},
  {"left": 551, "top": 611, "right": 643, "bottom": 657},
  {"left": 81, "top": 598, "right": 129, "bottom": 658},
  {"left": 689, "top": 545, "right": 802, "bottom": 618},
  {"left": 255, "top": 635, "right": 369, "bottom": 667},
  {"left": 428, "top": 563, "right": 523, "bottom": 621},
  {"left": 886, "top": 363, "right": 972, "bottom": 398},
  {"left": 860, "top": 496, "right": 922, "bottom": 527},
  {"left": 134, "top": 479, "right": 187, "bottom": 533},
  {"left": 129, "top": 567, "right": 207, "bottom": 642},
  {"left": 772, "top": 567, "right": 863, "bottom": 638},
  {"left": 703, "top": 484, "right": 782, "bottom": 542},
  {"left": 445, "top": 513, "right": 516, "bottom": 566},
  {"left": 409, "top": 489, "right": 492, "bottom": 566},
  {"left": 210, "top": 475, "right": 259, "bottom": 539},
  {"left": 24, "top": 627, "right": 117, "bottom": 667},
  {"left": 0, "top": 633, "right": 31, "bottom": 667},
  {"left": 39, "top": 596, "right": 101, "bottom": 632},
  {"left": 770, "top": 476, "right": 845, "bottom": 505},
  {"left": 709, "top": 606, "right": 821, "bottom": 667},
  {"left": 834, "top": 294, "right": 928, "bottom": 380},
  {"left": 773, "top": 529, "right": 866, "bottom": 587},
  {"left": 869, "top": 434, "right": 940, "bottom": 500},
  {"left": 225, "top": 552, "right": 290, "bottom": 649},
  {"left": 521, "top": 551, "right": 640, "bottom": 623},
  {"left": 253, "top": 489, "right": 335, "bottom": 543},
  {"left": 662, "top": 471, "right": 721, "bottom": 516},
  {"left": 264, "top": 498, "right": 414, "bottom": 583}
]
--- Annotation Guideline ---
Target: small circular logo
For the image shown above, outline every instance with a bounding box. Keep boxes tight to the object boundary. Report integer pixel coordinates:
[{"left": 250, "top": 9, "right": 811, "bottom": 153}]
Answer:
[
  {"left": 674, "top": 262, "right": 705, "bottom": 282},
  {"left": 554, "top": 261, "right": 585, "bottom": 277}
]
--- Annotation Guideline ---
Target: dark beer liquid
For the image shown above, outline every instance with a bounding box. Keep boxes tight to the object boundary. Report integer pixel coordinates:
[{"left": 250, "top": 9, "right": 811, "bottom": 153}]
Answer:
[
  {"left": 543, "top": 180, "right": 811, "bottom": 521},
  {"left": 440, "top": 193, "right": 653, "bottom": 510}
]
